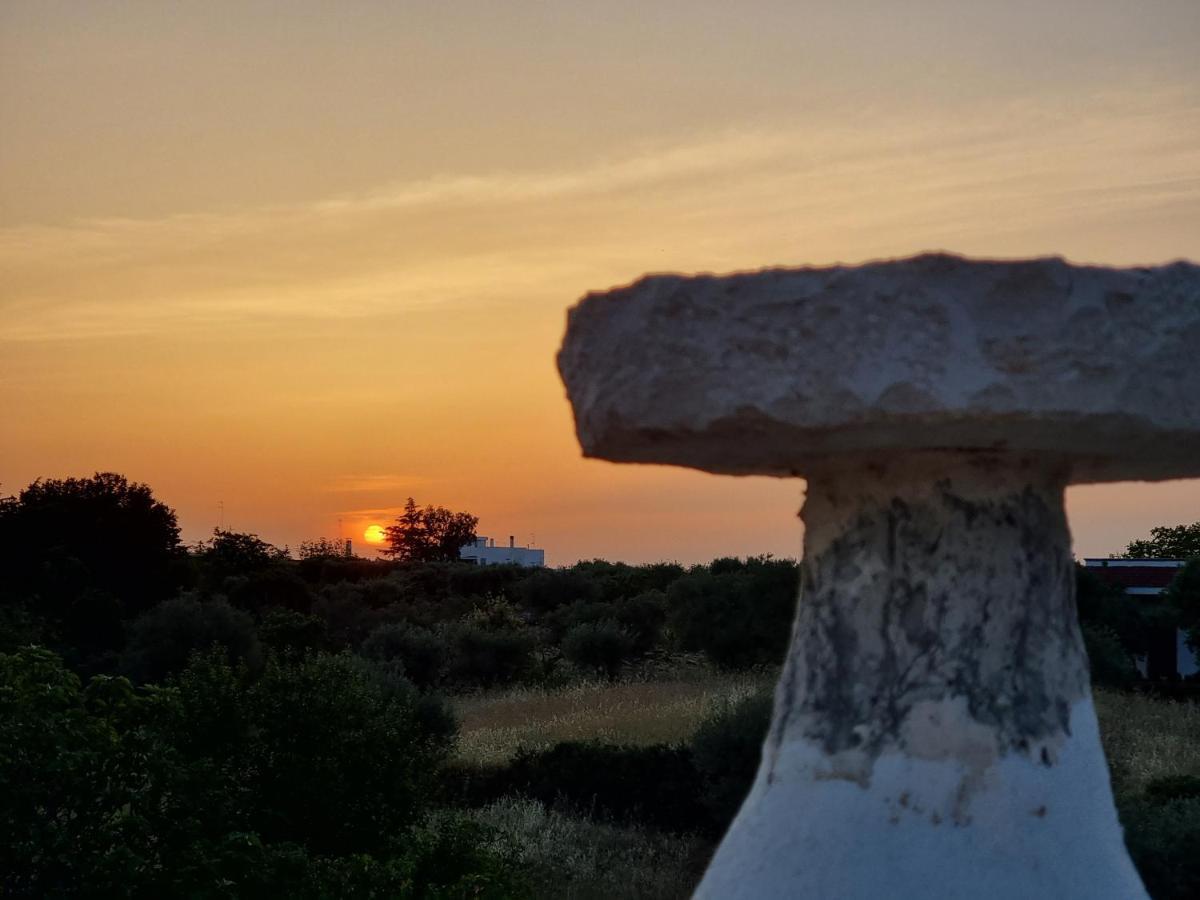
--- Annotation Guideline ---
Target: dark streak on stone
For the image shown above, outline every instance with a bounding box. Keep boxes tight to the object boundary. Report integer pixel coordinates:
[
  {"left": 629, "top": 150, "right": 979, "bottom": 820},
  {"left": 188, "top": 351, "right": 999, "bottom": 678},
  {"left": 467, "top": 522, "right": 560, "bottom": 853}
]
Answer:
[{"left": 766, "top": 455, "right": 1088, "bottom": 773}]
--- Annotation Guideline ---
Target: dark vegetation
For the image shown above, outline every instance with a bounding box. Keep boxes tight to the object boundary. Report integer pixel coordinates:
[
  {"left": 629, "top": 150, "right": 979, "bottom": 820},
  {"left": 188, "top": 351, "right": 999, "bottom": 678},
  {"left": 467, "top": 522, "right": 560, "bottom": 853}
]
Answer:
[{"left": 1, "top": 473, "right": 1198, "bottom": 897}]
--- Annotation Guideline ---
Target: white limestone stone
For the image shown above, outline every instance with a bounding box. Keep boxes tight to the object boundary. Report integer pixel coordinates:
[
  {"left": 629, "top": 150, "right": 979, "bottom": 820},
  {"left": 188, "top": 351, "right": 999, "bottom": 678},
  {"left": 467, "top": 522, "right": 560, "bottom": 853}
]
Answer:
[
  {"left": 692, "top": 452, "right": 1146, "bottom": 899},
  {"left": 557, "top": 254, "right": 1200, "bottom": 483},
  {"left": 557, "top": 254, "right": 1200, "bottom": 899}
]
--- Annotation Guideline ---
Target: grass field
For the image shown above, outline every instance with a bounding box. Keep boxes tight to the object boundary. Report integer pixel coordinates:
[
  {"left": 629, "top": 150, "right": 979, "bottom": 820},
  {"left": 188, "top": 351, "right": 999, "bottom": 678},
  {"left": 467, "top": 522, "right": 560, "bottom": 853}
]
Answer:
[
  {"left": 454, "top": 668, "right": 775, "bottom": 766},
  {"left": 455, "top": 674, "right": 1200, "bottom": 899},
  {"left": 1096, "top": 688, "right": 1200, "bottom": 801}
]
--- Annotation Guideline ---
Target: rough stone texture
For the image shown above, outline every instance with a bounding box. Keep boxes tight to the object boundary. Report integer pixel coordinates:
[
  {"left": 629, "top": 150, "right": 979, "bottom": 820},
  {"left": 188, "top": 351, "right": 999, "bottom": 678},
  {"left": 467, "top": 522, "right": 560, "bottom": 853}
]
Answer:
[
  {"left": 554, "top": 253, "right": 1189, "bottom": 898},
  {"left": 693, "top": 453, "right": 1146, "bottom": 899},
  {"left": 769, "top": 453, "right": 1085, "bottom": 807},
  {"left": 557, "top": 253, "right": 1200, "bottom": 483}
]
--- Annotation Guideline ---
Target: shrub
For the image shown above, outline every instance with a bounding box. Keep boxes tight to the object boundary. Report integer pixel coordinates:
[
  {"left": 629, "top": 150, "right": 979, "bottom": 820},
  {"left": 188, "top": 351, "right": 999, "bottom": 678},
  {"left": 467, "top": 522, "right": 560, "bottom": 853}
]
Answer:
[
  {"left": 362, "top": 622, "right": 452, "bottom": 690},
  {"left": 567, "top": 560, "right": 686, "bottom": 601},
  {"left": 517, "top": 569, "right": 601, "bottom": 614},
  {"left": 0, "top": 473, "right": 185, "bottom": 621},
  {"left": 234, "top": 652, "right": 451, "bottom": 855},
  {"left": 484, "top": 741, "right": 706, "bottom": 833},
  {"left": 667, "top": 561, "right": 797, "bottom": 669},
  {"left": 0, "top": 646, "right": 510, "bottom": 898},
  {"left": 466, "top": 797, "right": 705, "bottom": 900},
  {"left": 1121, "top": 797, "right": 1200, "bottom": 900},
  {"left": 1145, "top": 775, "right": 1200, "bottom": 804},
  {"left": 562, "top": 621, "right": 635, "bottom": 680},
  {"left": 690, "top": 690, "right": 774, "bottom": 831},
  {"left": 197, "top": 528, "right": 289, "bottom": 586},
  {"left": 0, "top": 647, "right": 243, "bottom": 897},
  {"left": 313, "top": 583, "right": 382, "bottom": 648},
  {"left": 258, "top": 608, "right": 328, "bottom": 654},
  {"left": 228, "top": 567, "right": 316, "bottom": 615},
  {"left": 295, "top": 554, "right": 395, "bottom": 586},
  {"left": 447, "top": 562, "right": 528, "bottom": 600},
  {"left": 615, "top": 590, "right": 668, "bottom": 655},
  {"left": 545, "top": 600, "right": 618, "bottom": 642},
  {"left": 448, "top": 624, "right": 536, "bottom": 688},
  {"left": 1076, "top": 564, "right": 1169, "bottom": 660},
  {"left": 1082, "top": 623, "right": 1139, "bottom": 689},
  {"left": 120, "top": 593, "right": 261, "bottom": 683}
]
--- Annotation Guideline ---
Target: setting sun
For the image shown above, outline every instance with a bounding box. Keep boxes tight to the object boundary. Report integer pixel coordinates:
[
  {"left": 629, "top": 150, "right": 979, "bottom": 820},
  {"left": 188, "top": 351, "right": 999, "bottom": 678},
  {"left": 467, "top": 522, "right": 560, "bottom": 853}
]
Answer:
[{"left": 363, "top": 524, "right": 386, "bottom": 545}]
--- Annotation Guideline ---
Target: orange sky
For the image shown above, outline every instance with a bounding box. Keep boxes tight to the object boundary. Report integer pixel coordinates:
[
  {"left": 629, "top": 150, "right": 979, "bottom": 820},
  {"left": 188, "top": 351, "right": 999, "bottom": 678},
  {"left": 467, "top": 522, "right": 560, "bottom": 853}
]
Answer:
[{"left": 2, "top": 2, "right": 1199, "bottom": 564}]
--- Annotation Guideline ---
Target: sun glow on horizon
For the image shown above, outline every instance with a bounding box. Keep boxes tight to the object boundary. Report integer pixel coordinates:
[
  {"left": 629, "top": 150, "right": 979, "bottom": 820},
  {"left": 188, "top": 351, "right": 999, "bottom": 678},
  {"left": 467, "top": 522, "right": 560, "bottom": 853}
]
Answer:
[{"left": 363, "top": 524, "right": 386, "bottom": 545}]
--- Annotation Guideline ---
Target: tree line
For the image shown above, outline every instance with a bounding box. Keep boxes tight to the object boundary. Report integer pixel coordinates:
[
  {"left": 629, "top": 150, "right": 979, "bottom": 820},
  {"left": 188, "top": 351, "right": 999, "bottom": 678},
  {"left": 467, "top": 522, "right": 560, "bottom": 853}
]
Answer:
[{"left": 2, "top": 472, "right": 1198, "bottom": 896}]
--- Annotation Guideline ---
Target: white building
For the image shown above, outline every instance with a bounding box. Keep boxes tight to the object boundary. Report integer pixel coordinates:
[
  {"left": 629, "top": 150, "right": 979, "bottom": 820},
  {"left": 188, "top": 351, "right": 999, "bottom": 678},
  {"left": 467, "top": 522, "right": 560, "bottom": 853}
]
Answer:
[{"left": 460, "top": 535, "right": 545, "bottom": 567}]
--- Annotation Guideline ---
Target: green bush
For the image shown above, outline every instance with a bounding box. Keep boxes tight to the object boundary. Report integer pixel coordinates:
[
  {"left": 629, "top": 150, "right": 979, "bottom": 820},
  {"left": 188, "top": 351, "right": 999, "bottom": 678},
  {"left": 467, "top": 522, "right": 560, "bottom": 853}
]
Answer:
[
  {"left": 362, "top": 623, "right": 451, "bottom": 690},
  {"left": 1122, "top": 797, "right": 1200, "bottom": 900},
  {"left": 231, "top": 652, "right": 451, "bottom": 855},
  {"left": 1076, "top": 564, "right": 1171, "bottom": 661},
  {"left": 0, "top": 646, "right": 495, "bottom": 898},
  {"left": 0, "top": 647, "right": 244, "bottom": 896},
  {"left": 562, "top": 620, "right": 635, "bottom": 680},
  {"left": 615, "top": 590, "right": 668, "bottom": 655},
  {"left": 312, "top": 583, "right": 385, "bottom": 647},
  {"left": 545, "top": 600, "right": 618, "bottom": 641},
  {"left": 1145, "top": 775, "right": 1200, "bottom": 804},
  {"left": 477, "top": 741, "right": 707, "bottom": 833},
  {"left": 297, "top": 815, "right": 529, "bottom": 899},
  {"left": 690, "top": 690, "right": 773, "bottom": 830},
  {"left": 0, "top": 473, "right": 186, "bottom": 623},
  {"left": 1081, "top": 623, "right": 1139, "bottom": 690},
  {"left": 567, "top": 560, "right": 687, "bottom": 601},
  {"left": 668, "top": 559, "right": 797, "bottom": 669},
  {"left": 517, "top": 569, "right": 600, "bottom": 613},
  {"left": 120, "top": 593, "right": 262, "bottom": 683},
  {"left": 258, "top": 608, "right": 328, "bottom": 654},
  {"left": 447, "top": 623, "right": 536, "bottom": 688},
  {"left": 466, "top": 797, "right": 705, "bottom": 900},
  {"left": 227, "top": 567, "right": 315, "bottom": 615}
]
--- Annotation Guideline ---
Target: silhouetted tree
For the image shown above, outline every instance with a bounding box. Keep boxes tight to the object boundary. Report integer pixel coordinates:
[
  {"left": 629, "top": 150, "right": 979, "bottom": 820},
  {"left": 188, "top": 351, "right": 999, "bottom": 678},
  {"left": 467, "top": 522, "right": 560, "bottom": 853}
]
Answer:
[
  {"left": 691, "top": 690, "right": 774, "bottom": 829},
  {"left": 516, "top": 568, "right": 600, "bottom": 613},
  {"left": 1121, "top": 522, "right": 1200, "bottom": 559},
  {"left": 297, "top": 537, "right": 347, "bottom": 560},
  {"left": 257, "top": 608, "right": 329, "bottom": 655},
  {"left": 361, "top": 623, "right": 450, "bottom": 690},
  {"left": 0, "top": 646, "right": 516, "bottom": 897},
  {"left": 381, "top": 498, "right": 478, "bottom": 563},
  {"left": 667, "top": 557, "right": 798, "bottom": 669},
  {"left": 562, "top": 620, "right": 635, "bottom": 679},
  {"left": 196, "top": 529, "right": 289, "bottom": 583},
  {"left": 0, "top": 473, "right": 184, "bottom": 618},
  {"left": 120, "top": 593, "right": 261, "bottom": 683},
  {"left": 0, "top": 474, "right": 186, "bottom": 672}
]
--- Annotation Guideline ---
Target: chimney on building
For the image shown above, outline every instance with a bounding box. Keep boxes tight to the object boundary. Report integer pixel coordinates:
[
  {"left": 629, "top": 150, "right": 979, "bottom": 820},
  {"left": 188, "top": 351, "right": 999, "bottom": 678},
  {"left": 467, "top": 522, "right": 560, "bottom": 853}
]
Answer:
[
  {"left": 509, "top": 535, "right": 515, "bottom": 548},
  {"left": 344, "top": 539, "right": 352, "bottom": 558}
]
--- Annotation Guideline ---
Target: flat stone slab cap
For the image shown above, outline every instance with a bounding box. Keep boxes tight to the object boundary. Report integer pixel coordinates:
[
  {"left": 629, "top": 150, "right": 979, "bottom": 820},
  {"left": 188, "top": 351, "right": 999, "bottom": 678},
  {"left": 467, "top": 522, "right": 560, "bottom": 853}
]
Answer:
[{"left": 557, "top": 253, "right": 1200, "bottom": 483}]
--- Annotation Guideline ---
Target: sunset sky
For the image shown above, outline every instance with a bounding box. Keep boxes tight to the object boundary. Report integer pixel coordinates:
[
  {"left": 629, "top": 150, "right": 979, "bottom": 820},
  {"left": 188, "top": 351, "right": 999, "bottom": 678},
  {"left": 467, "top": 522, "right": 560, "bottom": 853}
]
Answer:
[{"left": 2, "top": 1, "right": 1198, "bottom": 564}]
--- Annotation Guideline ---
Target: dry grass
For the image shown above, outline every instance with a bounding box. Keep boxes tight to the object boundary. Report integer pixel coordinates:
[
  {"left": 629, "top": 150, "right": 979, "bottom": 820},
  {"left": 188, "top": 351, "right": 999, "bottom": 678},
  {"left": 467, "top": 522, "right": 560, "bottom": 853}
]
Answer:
[
  {"left": 454, "top": 670, "right": 774, "bottom": 766},
  {"left": 452, "top": 678, "right": 1198, "bottom": 899},
  {"left": 1096, "top": 688, "right": 1200, "bottom": 802},
  {"left": 468, "top": 797, "right": 709, "bottom": 900}
]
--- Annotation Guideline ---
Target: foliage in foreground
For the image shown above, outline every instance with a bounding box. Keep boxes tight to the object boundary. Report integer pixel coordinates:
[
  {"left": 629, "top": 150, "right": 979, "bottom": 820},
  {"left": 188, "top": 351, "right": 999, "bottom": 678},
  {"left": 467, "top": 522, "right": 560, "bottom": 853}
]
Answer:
[
  {"left": 452, "top": 678, "right": 1200, "bottom": 900},
  {"left": 466, "top": 797, "right": 706, "bottom": 900},
  {"left": 450, "top": 689, "right": 774, "bottom": 837},
  {"left": 0, "top": 646, "right": 525, "bottom": 898}
]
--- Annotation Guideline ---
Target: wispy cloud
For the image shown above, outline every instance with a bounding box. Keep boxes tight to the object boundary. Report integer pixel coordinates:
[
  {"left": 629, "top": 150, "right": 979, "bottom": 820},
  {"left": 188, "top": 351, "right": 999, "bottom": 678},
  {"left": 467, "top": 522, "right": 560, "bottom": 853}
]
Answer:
[
  {"left": 322, "top": 474, "right": 429, "bottom": 494},
  {"left": 336, "top": 506, "right": 413, "bottom": 521},
  {"left": 2, "top": 86, "right": 1196, "bottom": 343}
]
